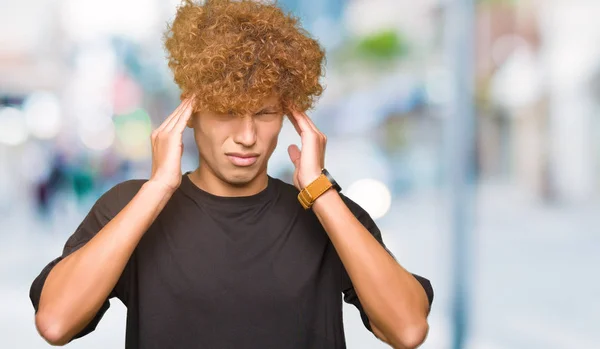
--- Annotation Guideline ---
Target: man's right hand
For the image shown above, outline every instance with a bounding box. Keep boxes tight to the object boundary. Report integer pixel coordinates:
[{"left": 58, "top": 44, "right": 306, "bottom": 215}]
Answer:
[
  {"left": 33, "top": 98, "right": 197, "bottom": 345},
  {"left": 149, "top": 97, "right": 195, "bottom": 193}
]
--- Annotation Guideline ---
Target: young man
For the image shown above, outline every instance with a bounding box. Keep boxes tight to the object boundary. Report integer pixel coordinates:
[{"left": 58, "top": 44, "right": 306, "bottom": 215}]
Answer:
[{"left": 30, "top": 1, "right": 433, "bottom": 348}]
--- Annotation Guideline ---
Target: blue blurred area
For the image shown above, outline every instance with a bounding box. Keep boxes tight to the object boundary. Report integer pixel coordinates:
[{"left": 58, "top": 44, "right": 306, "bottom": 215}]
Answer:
[{"left": 1, "top": 0, "right": 599, "bottom": 348}]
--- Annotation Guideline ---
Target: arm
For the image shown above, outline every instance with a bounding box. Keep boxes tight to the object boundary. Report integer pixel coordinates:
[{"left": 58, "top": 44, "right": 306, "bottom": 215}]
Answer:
[
  {"left": 313, "top": 190, "right": 430, "bottom": 349},
  {"left": 34, "top": 98, "right": 195, "bottom": 345},
  {"left": 35, "top": 182, "right": 173, "bottom": 345},
  {"left": 285, "top": 109, "right": 430, "bottom": 348}
]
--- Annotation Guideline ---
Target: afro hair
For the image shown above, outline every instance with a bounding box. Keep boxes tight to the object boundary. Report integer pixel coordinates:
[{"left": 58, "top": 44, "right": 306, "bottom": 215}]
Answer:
[{"left": 164, "top": 0, "right": 325, "bottom": 115}]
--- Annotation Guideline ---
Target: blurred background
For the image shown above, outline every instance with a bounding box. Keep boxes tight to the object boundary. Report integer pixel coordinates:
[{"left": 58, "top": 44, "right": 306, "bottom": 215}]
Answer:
[{"left": 1, "top": 0, "right": 599, "bottom": 348}]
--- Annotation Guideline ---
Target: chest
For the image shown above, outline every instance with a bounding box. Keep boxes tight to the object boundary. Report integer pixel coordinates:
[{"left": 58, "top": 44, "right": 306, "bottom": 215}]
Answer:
[{"left": 134, "top": 203, "right": 342, "bottom": 317}]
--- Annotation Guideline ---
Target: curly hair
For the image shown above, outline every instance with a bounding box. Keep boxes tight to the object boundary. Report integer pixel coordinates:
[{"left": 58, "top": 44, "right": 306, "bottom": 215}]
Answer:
[{"left": 164, "top": 0, "right": 325, "bottom": 115}]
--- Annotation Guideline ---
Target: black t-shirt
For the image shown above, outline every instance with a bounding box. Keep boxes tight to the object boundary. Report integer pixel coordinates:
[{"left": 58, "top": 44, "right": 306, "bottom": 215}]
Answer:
[{"left": 30, "top": 173, "right": 433, "bottom": 349}]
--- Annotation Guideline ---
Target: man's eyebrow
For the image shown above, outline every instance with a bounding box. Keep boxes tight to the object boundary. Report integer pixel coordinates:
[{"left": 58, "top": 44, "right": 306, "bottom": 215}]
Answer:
[{"left": 255, "top": 105, "right": 282, "bottom": 113}]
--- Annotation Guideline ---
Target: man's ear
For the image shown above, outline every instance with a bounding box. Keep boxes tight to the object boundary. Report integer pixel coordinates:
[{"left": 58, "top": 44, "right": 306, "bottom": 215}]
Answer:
[{"left": 187, "top": 113, "right": 195, "bottom": 128}]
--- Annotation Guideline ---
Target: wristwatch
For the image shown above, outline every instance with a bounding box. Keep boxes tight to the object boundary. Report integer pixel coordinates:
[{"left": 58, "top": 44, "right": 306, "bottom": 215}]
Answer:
[{"left": 297, "top": 168, "right": 342, "bottom": 210}]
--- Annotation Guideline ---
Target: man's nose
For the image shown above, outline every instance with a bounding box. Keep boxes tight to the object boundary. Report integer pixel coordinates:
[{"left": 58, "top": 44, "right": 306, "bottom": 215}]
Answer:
[{"left": 232, "top": 116, "right": 257, "bottom": 147}]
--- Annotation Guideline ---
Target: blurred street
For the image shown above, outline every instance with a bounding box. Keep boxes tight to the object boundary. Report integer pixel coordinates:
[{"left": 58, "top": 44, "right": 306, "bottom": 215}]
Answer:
[{"left": 2, "top": 0, "right": 600, "bottom": 348}]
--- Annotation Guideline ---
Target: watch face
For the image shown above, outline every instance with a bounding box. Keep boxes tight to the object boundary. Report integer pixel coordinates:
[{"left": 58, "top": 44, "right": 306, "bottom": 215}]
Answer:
[{"left": 322, "top": 168, "right": 342, "bottom": 192}]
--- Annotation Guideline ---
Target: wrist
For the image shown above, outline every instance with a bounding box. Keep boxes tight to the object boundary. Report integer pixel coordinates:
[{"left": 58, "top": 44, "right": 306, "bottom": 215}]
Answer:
[
  {"left": 311, "top": 188, "right": 340, "bottom": 211},
  {"left": 143, "top": 179, "right": 177, "bottom": 198},
  {"left": 312, "top": 190, "right": 348, "bottom": 230},
  {"left": 299, "top": 171, "right": 322, "bottom": 190},
  {"left": 297, "top": 168, "right": 342, "bottom": 210}
]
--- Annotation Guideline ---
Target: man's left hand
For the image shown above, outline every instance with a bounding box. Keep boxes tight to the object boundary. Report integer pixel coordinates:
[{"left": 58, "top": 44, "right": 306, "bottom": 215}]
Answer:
[{"left": 287, "top": 110, "right": 327, "bottom": 190}]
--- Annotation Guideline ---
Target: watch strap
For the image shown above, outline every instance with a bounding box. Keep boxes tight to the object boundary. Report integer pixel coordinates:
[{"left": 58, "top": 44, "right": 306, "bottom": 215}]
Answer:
[{"left": 297, "top": 174, "right": 333, "bottom": 209}]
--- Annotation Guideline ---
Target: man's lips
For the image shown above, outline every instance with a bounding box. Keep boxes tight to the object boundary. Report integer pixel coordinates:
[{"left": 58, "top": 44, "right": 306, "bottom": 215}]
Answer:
[
  {"left": 225, "top": 153, "right": 260, "bottom": 167},
  {"left": 226, "top": 152, "right": 260, "bottom": 158}
]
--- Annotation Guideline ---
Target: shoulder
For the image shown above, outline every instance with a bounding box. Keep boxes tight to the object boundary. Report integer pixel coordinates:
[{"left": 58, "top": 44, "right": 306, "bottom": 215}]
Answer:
[
  {"left": 339, "top": 194, "right": 369, "bottom": 220},
  {"left": 94, "top": 179, "right": 147, "bottom": 216},
  {"left": 62, "top": 179, "right": 148, "bottom": 252},
  {"left": 113, "top": 179, "right": 147, "bottom": 202},
  {"left": 271, "top": 176, "right": 372, "bottom": 223}
]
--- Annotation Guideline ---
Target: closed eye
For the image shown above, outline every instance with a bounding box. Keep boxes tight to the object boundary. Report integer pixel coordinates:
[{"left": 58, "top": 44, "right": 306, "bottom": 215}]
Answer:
[
  {"left": 254, "top": 110, "right": 281, "bottom": 121},
  {"left": 256, "top": 110, "right": 279, "bottom": 115}
]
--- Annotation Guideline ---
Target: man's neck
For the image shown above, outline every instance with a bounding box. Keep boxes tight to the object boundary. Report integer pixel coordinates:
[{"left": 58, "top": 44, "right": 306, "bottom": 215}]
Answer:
[{"left": 188, "top": 165, "right": 269, "bottom": 198}]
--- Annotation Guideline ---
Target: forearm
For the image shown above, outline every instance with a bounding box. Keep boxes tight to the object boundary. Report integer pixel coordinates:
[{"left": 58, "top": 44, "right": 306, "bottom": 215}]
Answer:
[
  {"left": 36, "top": 181, "right": 173, "bottom": 344},
  {"left": 312, "top": 190, "right": 429, "bottom": 348}
]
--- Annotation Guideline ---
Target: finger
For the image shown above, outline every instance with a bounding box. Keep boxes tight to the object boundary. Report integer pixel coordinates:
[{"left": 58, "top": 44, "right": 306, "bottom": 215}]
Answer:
[
  {"left": 155, "top": 113, "right": 175, "bottom": 134},
  {"left": 289, "top": 109, "right": 314, "bottom": 135},
  {"left": 287, "top": 144, "right": 301, "bottom": 169},
  {"left": 287, "top": 114, "right": 302, "bottom": 135},
  {"left": 165, "top": 98, "right": 193, "bottom": 132},
  {"left": 172, "top": 98, "right": 195, "bottom": 133},
  {"left": 291, "top": 111, "right": 325, "bottom": 152},
  {"left": 155, "top": 99, "right": 189, "bottom": 133},
  {"left": 302, "top": 113, "right": 328, "bottom": 144},
  {"left": 292, "top": 168, "right": 300, "bottom": 189},
  {"left": 298, "top": 111, "right": 321, "bottom": 134}
]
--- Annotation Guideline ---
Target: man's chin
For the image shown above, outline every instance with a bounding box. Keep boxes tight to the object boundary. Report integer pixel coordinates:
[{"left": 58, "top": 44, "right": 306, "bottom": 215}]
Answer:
[{"left": 223, "top": 168, "right": 261, "bottom": 187}]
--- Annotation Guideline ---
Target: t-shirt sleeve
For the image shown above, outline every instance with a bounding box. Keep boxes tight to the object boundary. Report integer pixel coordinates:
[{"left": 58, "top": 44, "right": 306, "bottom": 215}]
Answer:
[
  {"left": 339, "top": 195, "right": 434, "bottom": 332},
  {"left": 29, "top": 180, "right": 143, "bottom": 341}
]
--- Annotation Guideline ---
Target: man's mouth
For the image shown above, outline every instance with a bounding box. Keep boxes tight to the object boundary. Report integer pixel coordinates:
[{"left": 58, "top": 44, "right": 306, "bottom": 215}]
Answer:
[{"left": 225, "top": 153, "right": 260, "bottom": 167}]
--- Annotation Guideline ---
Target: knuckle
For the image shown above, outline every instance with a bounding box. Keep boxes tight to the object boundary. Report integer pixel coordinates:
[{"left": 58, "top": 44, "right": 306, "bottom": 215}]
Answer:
[{"left": 306, "top": 131, "right": 318, "bottom": 139}]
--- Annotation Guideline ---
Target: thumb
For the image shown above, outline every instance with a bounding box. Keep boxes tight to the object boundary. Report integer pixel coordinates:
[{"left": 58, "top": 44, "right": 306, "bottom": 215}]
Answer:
[{"left": 287, "top": 144, "right": 301, "bottom": 169}]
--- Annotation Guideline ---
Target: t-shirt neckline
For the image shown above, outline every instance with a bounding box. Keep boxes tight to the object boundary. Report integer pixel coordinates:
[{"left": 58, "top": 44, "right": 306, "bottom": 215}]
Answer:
[{"left": 179, "top": 171, "right": 276, "bottom": 207}]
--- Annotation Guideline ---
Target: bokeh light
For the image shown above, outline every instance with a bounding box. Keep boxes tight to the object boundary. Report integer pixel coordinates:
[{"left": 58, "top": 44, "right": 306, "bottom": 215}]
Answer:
[
  {"left": 114, "top": 108, "right": 153, "bottom": 160},
  {"left": 0, "top": 107, "right": 28, "bottom": 146},
  {"left": 22, "top": 92, "right": 63, "bottom": 139},
  {"left": 79, "top": 119, "right": 116, "bottom": 151},
  {"left": 61, "top": 0, "right": 159, "bottom": 42},
  {"left": 345, "top": 178, "right": 392, "bottom": 220}
]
